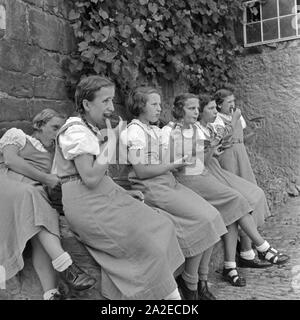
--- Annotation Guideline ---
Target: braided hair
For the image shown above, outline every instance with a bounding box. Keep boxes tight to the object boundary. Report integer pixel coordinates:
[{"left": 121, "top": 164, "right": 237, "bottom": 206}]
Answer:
[{"left": 74, "top": 75, "right": 115, "bottom": 136}]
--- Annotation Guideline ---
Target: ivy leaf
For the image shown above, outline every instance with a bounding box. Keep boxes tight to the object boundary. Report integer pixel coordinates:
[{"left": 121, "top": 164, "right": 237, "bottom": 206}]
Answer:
[
  {"left": 148, "top": 3, "right": 158, "bottom": 15},
  {"left": 81, "top": 49, "right": 95, "bottom": 63},
  {"left": 98, "top": 49, "right": 118, "bottom": 63},
  {"left": 69, "top": 9, "right": 80, "bottom": 20},
  {"left": 93, "top": 59, "right": 107, "bottom": 73},
  {"left": 101, "top": 26, "right": 110, "bottom": 42},
  {"left": 135, "top": 23, "right": 146, "bottom": 34},
  {"left": 99, "top": 9, "right": 109, "bottom": 20},
  {"left": 111, "top": 59, "right": 121, "bottom": 75},
  {"left": 78, "top": 41, "right": 89, "bottom": 52},
  {"left": 158, "top": 0, "right": 165, "bottom": 5},
  {"left": 120, "top": 25, "right": 131, "bottom": 38},
  {"left": 212, "top": 13, "right": 219, "bottom": 23},
  {"left": 153, "top": 14, "right": 163, "bottom": 21},
  {"left": 139, "top": 0, "right": 148, "bottom": 5}
]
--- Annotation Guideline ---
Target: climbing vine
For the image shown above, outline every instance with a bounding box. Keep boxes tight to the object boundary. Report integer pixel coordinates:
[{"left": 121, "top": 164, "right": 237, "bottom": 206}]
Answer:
[{"left": 65, "top": 0, "right": 244, "bottom": 98}]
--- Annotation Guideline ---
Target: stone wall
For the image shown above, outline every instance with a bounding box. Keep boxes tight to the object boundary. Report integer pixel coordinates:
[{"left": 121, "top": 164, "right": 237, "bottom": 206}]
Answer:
[
  {"left": 232, "top": 41, "right": 300, "bottom": 199},
  {"left": 0, "top": 0, "right": 75, "bottom": 134}
]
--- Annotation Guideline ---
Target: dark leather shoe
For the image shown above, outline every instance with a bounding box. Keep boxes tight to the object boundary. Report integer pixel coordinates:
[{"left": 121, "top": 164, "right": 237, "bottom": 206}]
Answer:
[
  {"left": 237, "top": 256, "right": 273, "bottom": 268},
  {"left": 176, "top": 275, "right": 198, "bottom": 300},
  {"left": 60, "top": 263, "right": 96, "bottom": 291},
  {"left": 198, "top": 280, "right": 216, "bottom": 300}
]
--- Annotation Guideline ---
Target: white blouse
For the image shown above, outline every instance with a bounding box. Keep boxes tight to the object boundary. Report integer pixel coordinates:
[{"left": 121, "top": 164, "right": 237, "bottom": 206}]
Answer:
[
  {"left": 162, "top": 123, "right": 206, "bottom": 176},
  {"left": 0, "top": 128, "right": 48, "bottom": 153},
  {"left": 58, "top": 117, "right": 101, "bottom": 160},
  {"left": 217, "top": 112, "right": 247, "bottom": 129},
  {"left": 120, "top": 119, "right": 164, "bottom": 150}
]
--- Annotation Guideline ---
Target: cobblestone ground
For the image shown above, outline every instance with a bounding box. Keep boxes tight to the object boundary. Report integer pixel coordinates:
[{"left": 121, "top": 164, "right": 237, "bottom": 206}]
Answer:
[{"left": 209, "top": 197, "right": 300, "bottom": 300}]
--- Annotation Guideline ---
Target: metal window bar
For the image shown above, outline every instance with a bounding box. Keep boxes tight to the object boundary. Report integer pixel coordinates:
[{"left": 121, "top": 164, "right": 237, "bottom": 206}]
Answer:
[
  {"left": 277, "top": 0, "right": 280, "bottom": 38},
  {"left": 243, "top": 0, "right": 300, "bottom": 46}
]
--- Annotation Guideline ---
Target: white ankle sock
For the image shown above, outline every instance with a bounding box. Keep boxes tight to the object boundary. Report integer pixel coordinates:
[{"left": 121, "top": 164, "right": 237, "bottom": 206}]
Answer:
[
  {"left": 164, "top": 288, "right": 181, "bottom": 300},
  {"left": 52, "top": 252, "right": 72, "bottom": 272},
  {"left": 43, "top": 288, "right": 59, "bottom": 300},
  {"left": 224, "top": 261, "right": 239, "bottom": 280},
  {"left": 224, "top": 261, "right": 236, "bottom": 269},
  {"left": 256, "top": 241, "right": 270, "bottom": 253},
  {"left": 240, "top": 249, "right": 255, "bottom": 260}
]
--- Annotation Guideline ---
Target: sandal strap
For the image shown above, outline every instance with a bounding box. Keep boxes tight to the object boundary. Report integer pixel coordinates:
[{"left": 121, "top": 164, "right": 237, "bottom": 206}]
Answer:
[
  {"left": 263, "top": 247, "right": 280, "bottom": 263},
  {"left": 224, "top": 268, "right": 241, "bottom": 283}
]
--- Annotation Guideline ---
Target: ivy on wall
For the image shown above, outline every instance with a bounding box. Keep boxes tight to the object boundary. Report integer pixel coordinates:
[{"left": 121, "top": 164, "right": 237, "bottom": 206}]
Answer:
[{"left": 64, "top": 0, "right": 244, "bottom": 98}]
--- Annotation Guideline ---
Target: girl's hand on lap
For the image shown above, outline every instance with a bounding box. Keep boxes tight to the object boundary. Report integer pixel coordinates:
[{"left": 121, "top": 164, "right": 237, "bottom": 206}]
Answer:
[
  {"left": 45, "top": 174, "right": 61, "bottom": 189},
  {"left": 173, "top": 155, "right": 190, "bottom": 169}
]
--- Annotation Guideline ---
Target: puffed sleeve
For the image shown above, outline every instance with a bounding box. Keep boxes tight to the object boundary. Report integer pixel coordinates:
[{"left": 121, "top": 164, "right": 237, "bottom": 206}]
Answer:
[
  {"left": 0, "top": 128, "right": 26, "bottom": 152},
  {"left": 58, "top": 124, "right": 100, "bottom": 160},
  {"left": 124, "top": 124, "right": 147, "bottom": 150}
]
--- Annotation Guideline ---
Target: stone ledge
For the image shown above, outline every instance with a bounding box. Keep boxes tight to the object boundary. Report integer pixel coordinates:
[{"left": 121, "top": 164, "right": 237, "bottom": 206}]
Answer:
[{"left": 0, "top": 215, "right": 224, "bottom": 300}]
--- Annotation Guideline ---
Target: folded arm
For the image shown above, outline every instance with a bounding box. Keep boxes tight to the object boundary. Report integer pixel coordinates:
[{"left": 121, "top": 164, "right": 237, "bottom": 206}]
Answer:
[{"left": 2, "top": 145, "right": 59, "bottom": 188}]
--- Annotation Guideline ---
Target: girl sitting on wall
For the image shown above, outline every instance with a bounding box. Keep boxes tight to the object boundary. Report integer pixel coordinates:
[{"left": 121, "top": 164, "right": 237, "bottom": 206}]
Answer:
[
  {"left": 161, "top": 93, "right": 289, "bottom": 287},
  {"left": 54, "top": 75, "right": 186, "bottom": 300},
  {"left": 122, "top": 86, "right": 228, "bottom": 300},
  {"left": 213, "top": 89, "right": 271, "bottom": 268},
  {"left": 0, "top": 109, "right": 96, "bottom": 300}
]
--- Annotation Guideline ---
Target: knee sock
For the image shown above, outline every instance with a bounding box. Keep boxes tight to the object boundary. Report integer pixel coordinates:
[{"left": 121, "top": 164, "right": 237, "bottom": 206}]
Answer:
[
  {"left": 240, "top": 249, "right": 256, "bottom": 260},
  {"left": 43, "top": 288, "right": 59, "bottom": 300},
  {"left": 52, "top": 252, "right": 72, "bottom": 272},
  {"left": 182, "top": 270, "right": 198, "bottom": 291},
  {"left": 164, "top": 288, "right": 181, "bottom": 300},
  {"left": 198, "top": 247, "right": 213, "bottom": 281}
]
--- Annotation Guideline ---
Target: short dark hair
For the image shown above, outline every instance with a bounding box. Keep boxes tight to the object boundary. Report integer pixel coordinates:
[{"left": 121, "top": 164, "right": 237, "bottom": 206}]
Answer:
[
  {"left": 214, "top": 89, "right": 234, "bottom": 109},
  {"left": 75, "top": 75, "right": 115, "bottom": 114},
  {"left": 172, "top": 93, "right": 198, "bottom": 120},
  {"left": 127, "top": 86, "right": 161, "bottom": 117},
  {"left": 198, "top": 94, "right": 213, "bottom": 113}
]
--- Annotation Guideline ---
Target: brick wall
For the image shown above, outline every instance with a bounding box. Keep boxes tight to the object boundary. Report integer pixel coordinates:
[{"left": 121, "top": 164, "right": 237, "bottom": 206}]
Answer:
[{"left": 0, "top": 0, "right": 75, "bottom": 134}]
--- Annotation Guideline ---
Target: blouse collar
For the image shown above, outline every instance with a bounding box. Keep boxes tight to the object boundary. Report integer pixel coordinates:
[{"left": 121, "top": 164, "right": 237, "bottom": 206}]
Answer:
[
  {"left": 66, "top": 117, "right": 103, "bottom": 141},
  {"left": 27, "top": 135, "right": 48, "bottom": 153},
  {"left": 131, "top": 119, "right": 160, "bottom": 139},
  {"left": 218, "top": 112, "right": 232, "bottom": 122},
  {"left": 195, "top": 121, "right": 211, "bottom": 139}
]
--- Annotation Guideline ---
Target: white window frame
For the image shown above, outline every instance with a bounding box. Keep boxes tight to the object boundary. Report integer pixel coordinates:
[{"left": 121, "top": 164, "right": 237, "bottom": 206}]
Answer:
[{"left": 243, "top": 0, "right": 300, "bottom": 47}]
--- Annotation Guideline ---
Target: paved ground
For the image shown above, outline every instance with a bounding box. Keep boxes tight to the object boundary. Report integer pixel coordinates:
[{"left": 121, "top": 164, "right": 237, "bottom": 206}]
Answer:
[{"left": 208, "top": 197, "right": 300, "bottom": 300}]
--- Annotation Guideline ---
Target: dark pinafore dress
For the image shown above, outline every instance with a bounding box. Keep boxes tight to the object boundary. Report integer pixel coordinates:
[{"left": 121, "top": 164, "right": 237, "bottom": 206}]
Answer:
[
  {"left": 196, "top": 122, "right": 270, "bottom": 228},
  {"left": 126, "top": 120, "right": 227, "bottom": 258},
  {"left": 0, "top": 131, "right": 60, "bottom": 280},
  {"left": 54, "top": 117, "right": 185, "bottom": 300},
  {"left": 163, "top": 122, "right": 252, "bottom": 227}
]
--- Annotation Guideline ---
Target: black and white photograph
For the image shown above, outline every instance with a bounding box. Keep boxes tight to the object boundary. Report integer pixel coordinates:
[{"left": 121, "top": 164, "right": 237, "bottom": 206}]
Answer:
[{"left": 0, "top": 0, "right": 299, "bottom": 309}]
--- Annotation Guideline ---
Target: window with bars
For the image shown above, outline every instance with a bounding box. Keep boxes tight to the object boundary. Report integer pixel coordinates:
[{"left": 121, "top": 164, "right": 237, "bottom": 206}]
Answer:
[{"left": 243, "top": 0, "right": 300, "bottom": 46}]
